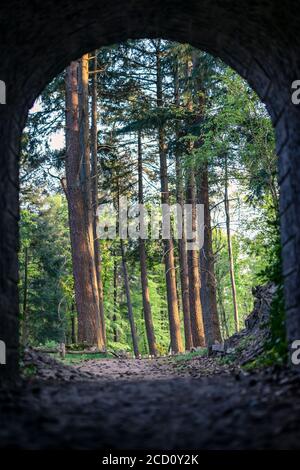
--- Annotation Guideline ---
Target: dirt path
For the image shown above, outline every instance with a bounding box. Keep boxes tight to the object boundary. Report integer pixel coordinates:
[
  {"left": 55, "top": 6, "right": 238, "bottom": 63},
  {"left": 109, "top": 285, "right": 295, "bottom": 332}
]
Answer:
[
  {"left": 73, "top": 357, "right": 179, "bottom": 380},
  {"left": 1, "top": 353, "right": 300, "bottom": 449},
  {"left": 72, "top": 355, "right": 236, "bottom": 380},
  {"left": 22, "top": 348, "right": 236, "bottom": 382}
]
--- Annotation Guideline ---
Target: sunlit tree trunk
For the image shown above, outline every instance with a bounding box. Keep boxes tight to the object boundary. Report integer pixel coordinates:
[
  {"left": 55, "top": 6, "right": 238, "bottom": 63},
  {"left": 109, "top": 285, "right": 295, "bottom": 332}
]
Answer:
[
  {"left": 173, "top": 59, "right": 193, "bottom": 351},
  {"left": 185, "top": 55, "right": 205, "bottom": 347},
  {"left": 216, "top": 280, "right": 230, "bottom": 339},
  {"left": 78, "top": 54, "right": 105, "bottom": 348},
  {"left": 113, "top": 254, "right": 118, "bottom": 343},
  {"left": 186, "top": 168, "right": 206, "bottom": 347},
  {"left": 198, "top": 164, "right": 222, "bottom": 344},
  {"left": 22, "top": 246, "right": 29, "bottom": 346},
  {"left": 91, "top": 50, "right": 106, "bottom": 346},
  {"left": 137, "top": 130, "right": 158, "bottom": 356},
  {"left": 70, "top": 302, "right": 77, "bottom": 344},
  {"left": 65, "top": 59, "right": 104, "bottom": 349},
  {"left": 156, "top": 41, "right": 184, "bottom": 353},
  {"left": 224, "top": 152, "right": 239, "bottom": 332}
]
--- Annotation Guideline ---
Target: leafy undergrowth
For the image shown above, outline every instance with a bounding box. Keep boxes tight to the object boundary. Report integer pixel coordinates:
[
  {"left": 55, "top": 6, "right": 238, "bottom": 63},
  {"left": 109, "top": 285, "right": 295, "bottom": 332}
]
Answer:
[
  {"left": 254, "top": 219, "right": 288, "bottom": 369},
  {"left": 20, "top": 362, "right": 37, "bottom": 379},
  {"left": 215, "top": 332, "right": 287, "bottom": 372},
  {"left": 241, "top": 347, "right": 287, "bottom": 371}
]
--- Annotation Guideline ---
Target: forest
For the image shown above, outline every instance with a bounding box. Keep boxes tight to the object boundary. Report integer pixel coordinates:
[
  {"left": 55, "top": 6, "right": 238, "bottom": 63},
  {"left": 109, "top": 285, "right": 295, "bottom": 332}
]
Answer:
[{"left": 19, "top": 39, "right": 282, "bottom": 359}]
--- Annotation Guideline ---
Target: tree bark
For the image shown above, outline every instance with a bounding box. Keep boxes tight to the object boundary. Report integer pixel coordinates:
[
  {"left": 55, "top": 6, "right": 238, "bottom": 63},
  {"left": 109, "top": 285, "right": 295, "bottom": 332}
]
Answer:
[
  {"left": 113, "top": 254, "right": 118, "bottom": 343},
  {"left": 70, "top": 302, "right": 77, "bottom": 344},
  {"left": 65, "top": 59, "right": 104, "bottom": 349},
  {"left": 120, "top": 239, "right": 140, "bottom": 358},
  {"left": 224, "top": 152, "right": 239, "bottom": 332},
  {"left": 185, "top": 54, "right": 205, "bottom": 348},
  {"left": 78, "top": 54, "right": 105, "bottom": 348},
  {"left": 156, "top": 42, "right": 184, "bottom": 354},
  {"left": 22, "top": 246, "right": 29, "bottom": 346},
  {"left": 216, "top": 278, "right": 229, "bottom": 339},
  {"left": 173, "top": 59, "right": 193, "bottom": 351},
  {"left": 198, "top": 164, "right": 222, "bottom": 344},
  {"left": 186, "top": 168, "right": 206, "bottom": 347},
  {"left": 137, "top": 130, "right": 158, "bottom": 356},
  {"left": 91, "top": 50, "right": 106, "bottom": 346}
]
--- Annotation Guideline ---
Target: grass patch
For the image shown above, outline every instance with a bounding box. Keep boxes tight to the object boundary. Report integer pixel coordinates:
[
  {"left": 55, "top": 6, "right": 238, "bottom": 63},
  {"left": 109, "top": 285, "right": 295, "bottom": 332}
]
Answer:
[
  {"left": 173, "top": 348, "right": 207, "bottom": 362},
  {"left": 56, "top": 352, "right": 113, "bottom": 364}
]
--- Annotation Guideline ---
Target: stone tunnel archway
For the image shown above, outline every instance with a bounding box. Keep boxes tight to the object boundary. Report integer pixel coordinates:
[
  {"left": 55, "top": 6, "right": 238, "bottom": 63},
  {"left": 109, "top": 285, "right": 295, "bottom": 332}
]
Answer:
[{"left": 1, "top": 0, "right": 300, "bottom": 382}]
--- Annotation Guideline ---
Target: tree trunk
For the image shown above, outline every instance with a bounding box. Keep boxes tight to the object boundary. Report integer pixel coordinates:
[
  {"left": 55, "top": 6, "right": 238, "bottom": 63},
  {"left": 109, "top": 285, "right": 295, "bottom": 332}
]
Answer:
[
  {"left": 186, "top": 168, "right": 206, "bottom": 347},
  {"left": 70, "top": 302, "right": 77, "bottom": 344},
  {"left": 173, "top": 60, "right": 193, "bottom": 351},
  {"left": 91, "top": 50, "right": 106, "bottom": 346},
  {"left": 156, "top": 42, "right": 184, "bottom": 354},
  {"left": 224, "top": 153, "right": 239, "bottom": 332},
  {"left": 113, "top": 254, "right": 118, "bottom": 343},
  {"left": 120, "top": 239, "right": 140, "bottom": 358},
  {"left": 65, "top": 59, "right": 104, "bottom": 349},
  {"left": 216, "top": 279, "right": 229, "bottom": 339},
  {"left": 198, "top": 163, "right": 222, "bottom": 344},
  {"left": 137, "top": 130, "right": 158, "bottom": 356},
  {"left": 22, "top": 246, "right": 29, "bottom": 346},
  {"left": 78, "top": 54, "right": 105, "bottom": 348},
  {"left": 185, "top": 54, "right": 205, "bottom": 348}
]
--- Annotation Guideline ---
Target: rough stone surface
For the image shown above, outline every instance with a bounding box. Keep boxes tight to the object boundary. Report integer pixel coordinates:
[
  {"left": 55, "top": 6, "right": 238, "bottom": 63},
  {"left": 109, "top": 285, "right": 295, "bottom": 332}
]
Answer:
[{"left": 1, "top": 1, "right": 300, "bottom": 382}]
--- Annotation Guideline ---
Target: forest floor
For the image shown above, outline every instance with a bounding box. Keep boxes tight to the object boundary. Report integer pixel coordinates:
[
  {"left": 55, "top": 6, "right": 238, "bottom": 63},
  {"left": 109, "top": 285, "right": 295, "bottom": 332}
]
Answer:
[
  {"left": 2, "top": 285, "right": 300, "bottom": 449},
  {"left": 1, "top": 350, "right": 300, "bottom": 449}
]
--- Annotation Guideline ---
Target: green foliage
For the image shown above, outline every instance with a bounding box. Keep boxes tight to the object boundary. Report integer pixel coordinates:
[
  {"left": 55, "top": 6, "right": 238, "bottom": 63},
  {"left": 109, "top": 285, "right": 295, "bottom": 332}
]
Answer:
[
  {"left": 19, "top": 193, "right": 74, "bottom": 345},
  {"left": 259, "top": 218, "right": 288, "bottom": 363},
  {"left": 214, "top": 229, "right": 258, "bottom": 336},
  {"left": 20, "top": 39, "right": 284, "bottom": 362},
  {"left": 19, "top": 359, "right": 37, "bottom": 378},
  {"left": 242, "top": 345, "right": 286, "bottom": 371}
]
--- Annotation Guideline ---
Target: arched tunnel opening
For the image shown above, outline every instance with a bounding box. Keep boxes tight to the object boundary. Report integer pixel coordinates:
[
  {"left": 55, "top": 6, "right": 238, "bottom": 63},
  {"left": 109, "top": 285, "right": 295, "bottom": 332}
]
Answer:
[{"left": 1, "top": 0, "right": 300, "bottom": 452}]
